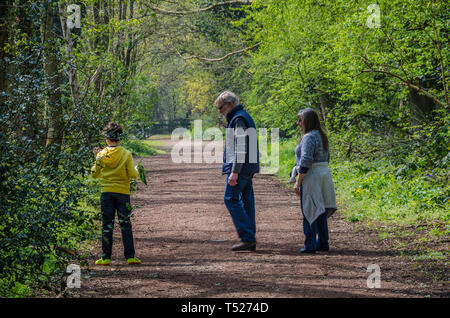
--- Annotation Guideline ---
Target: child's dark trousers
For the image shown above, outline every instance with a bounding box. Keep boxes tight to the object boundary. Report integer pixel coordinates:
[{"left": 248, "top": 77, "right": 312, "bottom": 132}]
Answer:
[{"left": 100, "top": 192, "right": 135, "bottom": 259}]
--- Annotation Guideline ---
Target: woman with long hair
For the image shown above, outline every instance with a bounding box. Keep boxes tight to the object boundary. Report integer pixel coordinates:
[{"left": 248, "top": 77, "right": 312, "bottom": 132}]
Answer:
[{"left": 291, "top": 108, "right": 337, "bottom": 253}]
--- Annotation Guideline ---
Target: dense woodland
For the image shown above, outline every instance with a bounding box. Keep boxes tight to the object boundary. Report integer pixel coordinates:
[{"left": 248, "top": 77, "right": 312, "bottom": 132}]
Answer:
[{"left": 0, "top": 0, "right": 448, "bottom": 296}]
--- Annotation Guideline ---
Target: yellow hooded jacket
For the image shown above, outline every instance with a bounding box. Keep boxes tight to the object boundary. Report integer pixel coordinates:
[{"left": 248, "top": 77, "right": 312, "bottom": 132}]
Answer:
[{"left": 91, "top": 146, "right": 139, "bottom": 194}]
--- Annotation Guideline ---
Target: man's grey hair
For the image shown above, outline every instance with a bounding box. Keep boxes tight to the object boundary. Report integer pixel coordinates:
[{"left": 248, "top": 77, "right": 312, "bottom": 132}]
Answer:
[{"left": 215, "top": 91, "right": 239, "bottom": 107}]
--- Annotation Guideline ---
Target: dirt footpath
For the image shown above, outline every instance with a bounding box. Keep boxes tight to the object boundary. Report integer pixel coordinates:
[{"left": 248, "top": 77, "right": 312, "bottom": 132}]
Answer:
[{"left": 71, "top": 138, "right": 446, "bottom": 298}]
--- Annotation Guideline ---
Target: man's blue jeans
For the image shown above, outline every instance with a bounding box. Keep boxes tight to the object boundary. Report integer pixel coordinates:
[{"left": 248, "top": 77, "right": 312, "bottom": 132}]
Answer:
[
  {"left": 101, "top": 192, "right": 135, "bottom": 259},
  {"left": 224, "top": 174, "right": 256, "bottom": 243},
  {"left": 300, "top": 186, "right": 329, "bottom": 251}
]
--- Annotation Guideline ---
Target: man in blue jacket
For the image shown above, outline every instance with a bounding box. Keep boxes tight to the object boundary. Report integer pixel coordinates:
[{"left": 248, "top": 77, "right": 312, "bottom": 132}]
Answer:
[{"left": 215, "top": 91, "right": 260, "bottom": 251}]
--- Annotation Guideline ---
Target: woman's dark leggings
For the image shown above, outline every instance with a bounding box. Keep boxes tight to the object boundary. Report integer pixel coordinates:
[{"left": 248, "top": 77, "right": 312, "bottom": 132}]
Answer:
[
  {"left": 100, "top": 192, "right": 135, "bottom": 260},
  {"left": 300, "top": 185, "right": 329, "bottom": 251}
]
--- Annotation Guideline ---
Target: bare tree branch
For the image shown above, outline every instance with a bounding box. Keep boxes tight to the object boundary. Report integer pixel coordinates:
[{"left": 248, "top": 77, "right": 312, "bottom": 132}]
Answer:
[
  {"left": 356, "top": 69, "right": 447, "bottom": 109},
  {"left": 142, "top": 0, "right": 252, "bottom": 16},
  {"left": 176, "top": 42, "right": 261, "bottom": 62},
  {"left": 432, "top": 7, "right": 449, "bottom": 107}
]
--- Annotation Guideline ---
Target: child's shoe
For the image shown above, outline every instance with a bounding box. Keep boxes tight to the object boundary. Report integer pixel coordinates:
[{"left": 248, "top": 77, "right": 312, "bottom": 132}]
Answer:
[
  {"left": 127, "top": 257, "right": 142, "bottom": 265},
  {"left": 95, "top": 258, "right": 111, "bottom": 266}
]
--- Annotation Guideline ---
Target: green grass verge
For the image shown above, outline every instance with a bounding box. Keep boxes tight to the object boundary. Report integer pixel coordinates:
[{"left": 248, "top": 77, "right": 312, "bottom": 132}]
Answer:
[
  {"left": 329, "top": 160, "right": 449, "bottom": 225},
  {"left": 271, "top": 137, "right": 449, "bottom": 227},
  {"left": 121, "top": 138, "right": 165, "bottom": 156}
]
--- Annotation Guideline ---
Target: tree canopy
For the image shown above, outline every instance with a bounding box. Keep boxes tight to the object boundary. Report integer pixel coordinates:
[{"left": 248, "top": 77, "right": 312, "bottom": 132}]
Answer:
[{"left": 0, "top": 0, "right": 448, "bottom": 296}]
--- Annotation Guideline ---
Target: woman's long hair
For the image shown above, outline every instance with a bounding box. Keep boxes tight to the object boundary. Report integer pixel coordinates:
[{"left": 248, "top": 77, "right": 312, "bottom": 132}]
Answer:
[{"left": 298, "top": 108, "right": 329, "bottom": 152}]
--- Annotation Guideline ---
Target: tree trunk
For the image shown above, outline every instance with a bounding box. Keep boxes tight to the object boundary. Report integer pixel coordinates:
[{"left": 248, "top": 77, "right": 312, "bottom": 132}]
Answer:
[
  {"left": 17, "top": 0, "right": 45, "bottom": 150},
  {"left": 92, "top": 0, "right": 110, "bottom": 98},
  {"left": 59, "top": 1, "right": 81, "bottom": 107},
  {"left": 315, "top": 81, "right": 328, "bottom": 130},
  {"left": 0, "top": 0, "right": 11, "bottom": 103},
  {"left": 41, "top": 2, "right": 64, "bottom": 148},
  {"left": 408, "top": 88, "right": 435, "bottom": 124},
  {"left": 116, "top": 0, "right": 126, "bottom": 60},
  {"left": 318, "top": 93, "right": 328, "bottom": 129},
  {"left": 125, "top": 0, "right": 134, "bottom": 69},
  {"left": 93, "top": 0, "right": 101, "bottom": 48}
]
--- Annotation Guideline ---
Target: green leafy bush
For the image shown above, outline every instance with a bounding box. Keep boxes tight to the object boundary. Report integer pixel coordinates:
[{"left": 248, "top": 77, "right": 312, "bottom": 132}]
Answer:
[
  {"left": 121, "top": 138, "right": 161, "bottom": 157},
  {"left": 269, "top": 131, "right": 449, "bottom": 231}
]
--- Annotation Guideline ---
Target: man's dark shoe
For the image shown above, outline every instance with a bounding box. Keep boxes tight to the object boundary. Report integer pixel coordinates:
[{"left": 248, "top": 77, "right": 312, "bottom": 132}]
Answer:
[
  {"left": 300, "top": 248, "right": 316, "bottom": 254},
  {"left": 316, "top": 246, "right": 329, "bottom": 252},
  {"left": 232, "top": 242, "right": 256, "bottom": 252}
]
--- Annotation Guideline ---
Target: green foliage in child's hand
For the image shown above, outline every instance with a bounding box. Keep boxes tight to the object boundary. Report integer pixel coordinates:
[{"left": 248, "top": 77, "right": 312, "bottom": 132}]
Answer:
[{"left": 138, "top": 163, "right": 147, "bottom": 186}]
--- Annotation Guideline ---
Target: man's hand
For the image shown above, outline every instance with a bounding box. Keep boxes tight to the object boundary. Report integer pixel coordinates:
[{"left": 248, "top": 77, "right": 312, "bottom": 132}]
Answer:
[
  {"left": 293, "top": 183, "right": 300, "bottom": 196},
  {"left": 228, "top": 172, "right": 239, "bottom": 187}
]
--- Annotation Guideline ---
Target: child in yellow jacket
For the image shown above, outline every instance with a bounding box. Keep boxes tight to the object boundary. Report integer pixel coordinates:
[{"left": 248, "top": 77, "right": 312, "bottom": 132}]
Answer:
[{"left": 91, "top": 122, "right": 141, "bottom": 266}]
